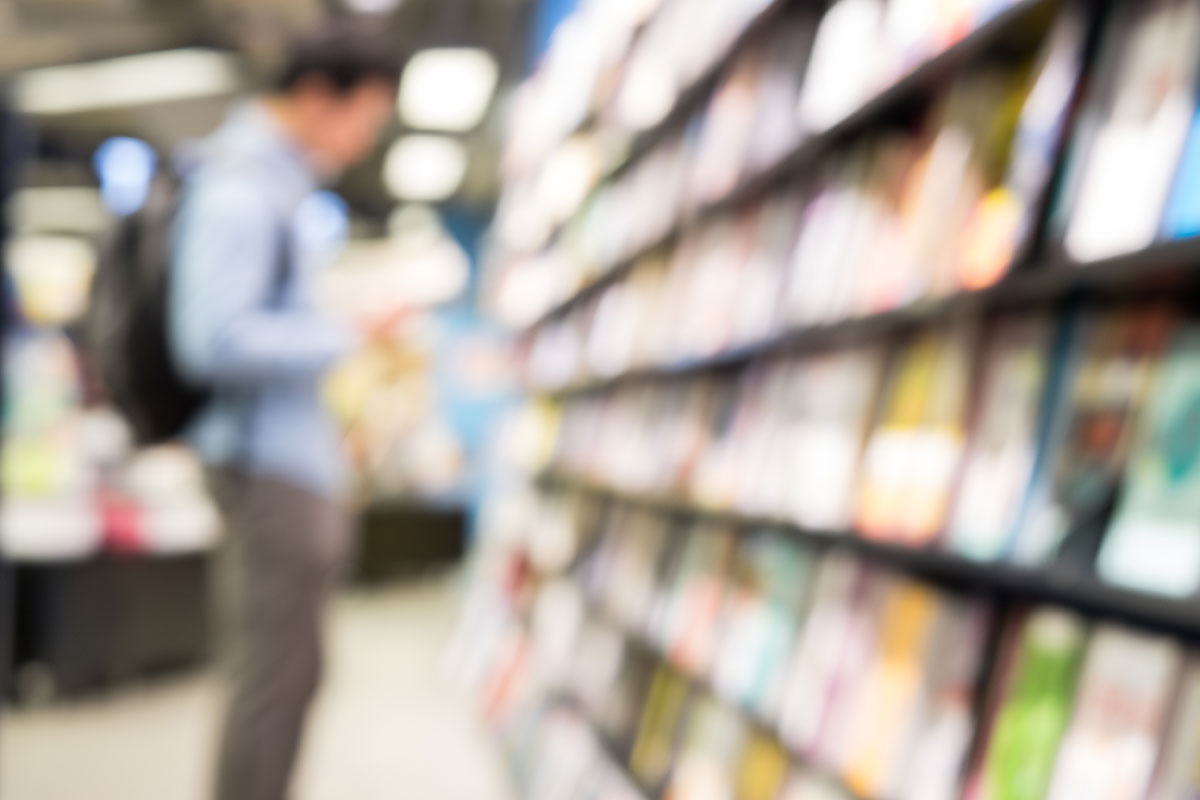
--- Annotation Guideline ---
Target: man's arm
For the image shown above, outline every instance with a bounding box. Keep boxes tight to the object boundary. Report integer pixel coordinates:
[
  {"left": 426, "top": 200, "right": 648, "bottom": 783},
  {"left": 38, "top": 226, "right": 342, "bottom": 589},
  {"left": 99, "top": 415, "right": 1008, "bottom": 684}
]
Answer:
[{"left": 170, "top": 175, "right": 359, "bottom": 387}]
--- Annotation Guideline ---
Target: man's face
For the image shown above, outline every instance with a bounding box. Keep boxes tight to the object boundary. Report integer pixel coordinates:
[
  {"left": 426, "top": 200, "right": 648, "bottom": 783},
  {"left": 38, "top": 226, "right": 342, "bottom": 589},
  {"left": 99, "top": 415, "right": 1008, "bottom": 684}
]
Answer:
[{"left": 304, "top": 79, "right": 395, "bottom": 171}]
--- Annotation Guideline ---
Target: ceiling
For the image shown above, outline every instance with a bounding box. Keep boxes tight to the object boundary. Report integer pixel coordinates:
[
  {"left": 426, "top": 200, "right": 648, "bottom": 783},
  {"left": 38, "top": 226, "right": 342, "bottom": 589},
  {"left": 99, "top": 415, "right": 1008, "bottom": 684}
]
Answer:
[{"left": 4, "top": 0, "right": 537, "bottom": 218}]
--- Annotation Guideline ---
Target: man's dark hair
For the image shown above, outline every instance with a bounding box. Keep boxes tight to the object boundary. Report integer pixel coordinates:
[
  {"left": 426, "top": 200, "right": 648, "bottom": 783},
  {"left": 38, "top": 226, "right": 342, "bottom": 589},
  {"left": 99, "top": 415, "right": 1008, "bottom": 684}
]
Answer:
[{"left": 276, "top": 25, "right": 404, "bottom": 94}]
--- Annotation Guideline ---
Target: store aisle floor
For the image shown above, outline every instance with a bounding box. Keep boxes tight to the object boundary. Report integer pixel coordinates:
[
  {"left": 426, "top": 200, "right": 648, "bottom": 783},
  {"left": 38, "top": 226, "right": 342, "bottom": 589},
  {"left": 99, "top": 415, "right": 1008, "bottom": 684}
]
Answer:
[{"left": 0, "top": 571, "right": 516, "bottom": 800}]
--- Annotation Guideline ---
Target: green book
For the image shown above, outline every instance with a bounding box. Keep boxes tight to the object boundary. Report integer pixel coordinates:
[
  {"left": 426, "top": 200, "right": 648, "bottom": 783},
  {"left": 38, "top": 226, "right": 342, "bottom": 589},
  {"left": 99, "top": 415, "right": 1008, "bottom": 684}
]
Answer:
[{"left": 979, "top": 610, "right": 1087, "bottom": 800}]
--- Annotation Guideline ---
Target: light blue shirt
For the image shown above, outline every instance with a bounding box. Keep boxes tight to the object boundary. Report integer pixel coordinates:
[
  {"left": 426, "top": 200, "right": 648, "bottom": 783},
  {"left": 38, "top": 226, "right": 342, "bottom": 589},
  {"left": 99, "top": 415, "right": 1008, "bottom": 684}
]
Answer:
[{"left": 170, "top": 102, "right": 358, "bottom": 498}]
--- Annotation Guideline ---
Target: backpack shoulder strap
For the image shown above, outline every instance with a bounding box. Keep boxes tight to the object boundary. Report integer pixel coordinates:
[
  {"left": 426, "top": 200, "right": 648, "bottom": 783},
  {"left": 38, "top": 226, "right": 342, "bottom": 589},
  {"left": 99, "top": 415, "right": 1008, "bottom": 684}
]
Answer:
[{"left": 267, "top": 220, "right": 293, "bottom": 308}]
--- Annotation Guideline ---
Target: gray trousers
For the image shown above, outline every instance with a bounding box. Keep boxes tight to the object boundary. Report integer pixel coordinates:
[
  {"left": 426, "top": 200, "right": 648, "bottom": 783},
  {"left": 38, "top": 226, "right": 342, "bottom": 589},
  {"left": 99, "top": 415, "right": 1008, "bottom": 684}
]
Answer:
[{"left": 208, "top": 471, "right": 352, "bottom": 800}]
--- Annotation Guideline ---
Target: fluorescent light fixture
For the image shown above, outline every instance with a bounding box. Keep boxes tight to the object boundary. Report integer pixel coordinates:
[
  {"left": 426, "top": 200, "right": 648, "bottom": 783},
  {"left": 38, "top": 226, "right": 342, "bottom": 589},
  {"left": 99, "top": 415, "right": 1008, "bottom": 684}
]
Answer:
[
  {"left": 9, "top": 187, "right": 110, "bottom": 235},
  {"left": 13, "top": 49, "right": 240, "bottom": 115},
  {"left": 383, "top": 136, "right": 468, "bottom": 201},
  {"left": 399, "top": 48, "right": 499, "bottom": 131},
  {"left": 344, "top": 0, "right": 404, "bottom": 11}
]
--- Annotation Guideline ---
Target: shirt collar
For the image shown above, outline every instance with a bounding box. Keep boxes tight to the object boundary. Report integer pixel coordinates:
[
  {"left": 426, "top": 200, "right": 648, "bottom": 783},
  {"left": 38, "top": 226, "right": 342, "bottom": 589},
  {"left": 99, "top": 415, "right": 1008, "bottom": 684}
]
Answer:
[{"left": 217, "top": 100, "right": 320, "bottom": 206}]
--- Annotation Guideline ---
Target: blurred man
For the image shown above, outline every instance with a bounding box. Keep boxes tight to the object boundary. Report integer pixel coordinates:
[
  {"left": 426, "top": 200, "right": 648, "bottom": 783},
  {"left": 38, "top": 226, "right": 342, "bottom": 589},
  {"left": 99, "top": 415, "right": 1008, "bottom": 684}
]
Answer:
[{"left": 169, "top": 27, "right": 401, "bottom": 800}]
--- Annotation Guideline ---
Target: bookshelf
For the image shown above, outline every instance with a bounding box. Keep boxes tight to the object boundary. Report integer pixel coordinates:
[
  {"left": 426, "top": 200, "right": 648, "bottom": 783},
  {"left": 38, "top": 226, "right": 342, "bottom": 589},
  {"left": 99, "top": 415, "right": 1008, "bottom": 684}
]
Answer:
[
  {"left": 522, "top": 0, "right": 1053, "bottom": 332},
  {"left": 470, "top": 0, "right": 1200, "bottom": 798},
  {"left": 541, "top": 469, "right": 1200, "bottom": 642},
  {"left": 536, "top": 235, "right": 1200, "bottom": 396}
]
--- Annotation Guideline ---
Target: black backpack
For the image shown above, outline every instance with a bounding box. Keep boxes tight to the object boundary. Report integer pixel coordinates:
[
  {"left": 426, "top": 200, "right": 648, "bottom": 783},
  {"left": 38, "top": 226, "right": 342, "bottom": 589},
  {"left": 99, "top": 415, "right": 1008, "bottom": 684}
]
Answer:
[
  {"left": 87, "top": 171, "right": 208, "bottom": 446},
  {"left": 87, "top": 172, "right": 291, "bottom": 446}
]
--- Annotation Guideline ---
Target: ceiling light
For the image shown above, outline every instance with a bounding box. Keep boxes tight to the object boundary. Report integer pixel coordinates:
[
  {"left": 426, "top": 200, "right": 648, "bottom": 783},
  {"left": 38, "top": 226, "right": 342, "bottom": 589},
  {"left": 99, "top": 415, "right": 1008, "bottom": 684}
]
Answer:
[
  {"left": 13, "top": 49, "right": 241, "bottom": 115},
  {"left": 344, "top": 0, "right": 404, "bottom": 12},
  {"left": 399, "top": 48, "right": 499, "bottom": 131},
  {"left": 383, "top": 136, "right": 468, "bottom": 202}
]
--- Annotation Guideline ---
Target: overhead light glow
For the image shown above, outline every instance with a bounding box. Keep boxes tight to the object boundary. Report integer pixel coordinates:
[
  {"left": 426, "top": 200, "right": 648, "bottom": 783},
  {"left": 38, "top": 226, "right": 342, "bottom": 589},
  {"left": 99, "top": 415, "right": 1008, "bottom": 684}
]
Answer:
[
  {"left": 383, "top": 136, "right": 468, "bottom": 202},
  {"left": 13, "top": 49, "right": 241, "bottom": 115},
  {"left": 399, "top": 48, "right": 499, "bottom": 131}
]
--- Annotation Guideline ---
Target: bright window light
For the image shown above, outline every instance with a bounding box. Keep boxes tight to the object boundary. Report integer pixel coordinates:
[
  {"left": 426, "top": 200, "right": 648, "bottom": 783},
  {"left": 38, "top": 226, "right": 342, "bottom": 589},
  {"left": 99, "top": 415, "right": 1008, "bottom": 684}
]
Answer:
[
  {"left": 13, "top": 49, "right": 241, "bottom": 115},
  {"left": 383, "top": 136, "right": 468, "bottom": 201},
  {"left": 399, "top": 48, "right": 499, "bottom": 131}
]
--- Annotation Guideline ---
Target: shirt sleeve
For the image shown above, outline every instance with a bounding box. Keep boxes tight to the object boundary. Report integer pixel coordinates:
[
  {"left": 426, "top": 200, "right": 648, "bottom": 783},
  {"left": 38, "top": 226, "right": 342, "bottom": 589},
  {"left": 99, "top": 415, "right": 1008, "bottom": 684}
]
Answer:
[{"left": 170, "top": 174, "right": 360, "bottom": 387}]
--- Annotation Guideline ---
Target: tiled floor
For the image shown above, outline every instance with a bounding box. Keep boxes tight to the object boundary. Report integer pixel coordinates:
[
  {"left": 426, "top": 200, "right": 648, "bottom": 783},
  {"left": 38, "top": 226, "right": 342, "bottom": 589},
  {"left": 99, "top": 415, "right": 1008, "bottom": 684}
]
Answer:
[{"left": 0, "top": 572, "right": 516, "bottom": 800}]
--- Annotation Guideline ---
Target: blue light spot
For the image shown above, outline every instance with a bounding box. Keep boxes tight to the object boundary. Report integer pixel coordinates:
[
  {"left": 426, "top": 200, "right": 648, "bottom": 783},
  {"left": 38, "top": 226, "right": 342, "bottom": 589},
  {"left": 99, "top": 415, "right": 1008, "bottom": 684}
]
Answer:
[{"left": 94, "top": 137, "right": 157, "bottom": 216}]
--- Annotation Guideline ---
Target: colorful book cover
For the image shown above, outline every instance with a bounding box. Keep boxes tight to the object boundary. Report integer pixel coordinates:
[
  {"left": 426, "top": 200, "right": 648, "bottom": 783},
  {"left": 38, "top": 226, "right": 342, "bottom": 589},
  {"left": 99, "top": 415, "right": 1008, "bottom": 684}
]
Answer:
[
  {"left": 660, "top": 522, "right": 736, "bottom": 675},
  {"left": 1099, "top": 325, "right": 1200, "bottom": 597},
  {"left": 599, "top": 647, "right": 661, "bottom": 750},
  {"left": 839, "top": 579, "right": 945, "bottom": 797},
  {"left": 916, "top": 69, "right": 1029, "bottom": 298},
  {"left": 712, "top": 533, "right": 815, "bottom": 718},
  {"left": 730, "top": 361, "right": 796, "bottom": 516},
  {"left": 567, "top": 619, "right": 628, "bottom": 724},
  {"left": 976, "top": 609, "right": 1087, "bottom": 800},
  {"left": 948, "top": 317, "right": 1053, "bottom": 561},
  {"left": 957, "top": 9, "right": 1087, "bottom": 287},
  {"left": 605, "top": 508, "right": 674, "bottom": 634},
  {"left": 691, "top": 50, "right": 767, "bottom": 205},
  {"left": 786, "top": 149, "right": 878, "bottom": 326},
  {"left": 852, "top": 135, "right": 924, "bottom": 315},
  {"left": 735, "top": 733, "right": 790, "bottom": 800},
  {"left": 1014, "top": 309, "right": 1173, "bottom": 569},
  {"left": 856, "top": 324, "right": 975, "bottom": 544},
  {"left": 1163, "top": 99, "right": 1200, "bottom": 238},
  {"left": 630, "top": 667, "right": 694, "bottom": 789},
  {"left": 1148, "top": 659, "right": 1200, "bottom": 800},
  {"left": 797, "top": 0, "right": 886, "bottom": 132},
  {"left": 897, "top": 597, "right": 992, "bottom": 800},
  {"left": 1064, "top": 0, "right": 1200, "bottom": 261},
  {"left": 802, "top": 569, "right": 892, "bottom": 767},
  {"left": 779, "top": 554, "right": 870, "bottom": 755},
  {"left": 779, "top": 771, "right": 854, "bottom": 800},
  {"left": 664, "top": 696, "right": 748, "bottom": 800},
  {"left": 693, "top": 364, "right": 771, "bottom": 511},
  {"left": 747, "top": 16, "right": 820, "bottom": 172},
  {"left": 1046, "top": 626, "right": 1183, "bottom": 800},
  {"left": 786, "top": 347, "right": 887, "bottom": 531}
]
